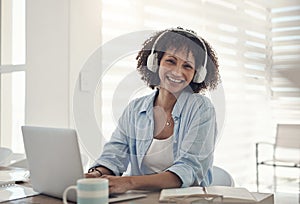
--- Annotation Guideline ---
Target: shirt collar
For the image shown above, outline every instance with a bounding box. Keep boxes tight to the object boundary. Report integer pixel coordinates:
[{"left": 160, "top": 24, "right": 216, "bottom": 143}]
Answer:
[
  {"left": 172, "top": 88, "right": 193, "bottom": 118},
  {"left": 139, "top": 88, "right": 193, "bottom": 119},
  {"left": 139, "top": 90, "right": 157, "bottom": 114}
]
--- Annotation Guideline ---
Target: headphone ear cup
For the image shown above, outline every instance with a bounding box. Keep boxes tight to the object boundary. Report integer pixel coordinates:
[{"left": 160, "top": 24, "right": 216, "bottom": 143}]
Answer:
[
  {"left": 147, "top": 53, "right": 159, "bottom": 72},
  {"left": 193, "top": 65, "right": 207, "bottom": 83}
]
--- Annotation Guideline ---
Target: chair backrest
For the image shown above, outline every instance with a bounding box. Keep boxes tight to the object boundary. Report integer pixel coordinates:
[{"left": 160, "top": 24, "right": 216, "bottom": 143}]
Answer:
[
  {"left": 0, "top": 147, "right": 13, "bottom": 166},
  {"left": 276, "top": 124, "right": 300, "bottom": 149},
  {"left": 210, "top": 166, "right": 235, "bottom": 187}
]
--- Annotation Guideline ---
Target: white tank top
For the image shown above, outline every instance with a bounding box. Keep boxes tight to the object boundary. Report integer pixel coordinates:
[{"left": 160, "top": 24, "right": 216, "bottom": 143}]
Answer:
[{"left": 143, "top": 135, "right": 174, "bottom": 174}]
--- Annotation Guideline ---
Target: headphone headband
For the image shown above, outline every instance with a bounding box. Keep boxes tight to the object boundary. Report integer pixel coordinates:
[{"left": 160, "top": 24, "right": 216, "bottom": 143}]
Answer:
[{"left": 146, "top": 28, "right": 208, "bottom": 83}]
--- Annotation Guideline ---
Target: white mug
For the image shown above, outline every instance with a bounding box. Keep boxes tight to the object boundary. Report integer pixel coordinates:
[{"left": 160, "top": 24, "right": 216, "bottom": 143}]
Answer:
[{"left": 63, "top": 178, "right": 109, "bottom": 204}]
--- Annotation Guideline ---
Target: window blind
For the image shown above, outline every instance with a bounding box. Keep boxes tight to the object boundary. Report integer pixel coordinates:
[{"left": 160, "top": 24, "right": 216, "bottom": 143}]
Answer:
[{"left": 270, "top": 5, "right": 300, "bottom": 124}]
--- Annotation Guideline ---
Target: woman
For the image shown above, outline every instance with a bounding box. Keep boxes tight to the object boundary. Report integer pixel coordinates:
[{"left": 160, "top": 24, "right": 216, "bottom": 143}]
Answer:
[{"left": 85, "top": 27, "right": 220, "bottom": 194}]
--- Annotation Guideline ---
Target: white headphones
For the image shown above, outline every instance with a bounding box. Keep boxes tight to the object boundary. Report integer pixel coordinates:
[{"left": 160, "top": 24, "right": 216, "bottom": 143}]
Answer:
[{"left": 146, "top": 28, "right": 208, "bottom": 83}]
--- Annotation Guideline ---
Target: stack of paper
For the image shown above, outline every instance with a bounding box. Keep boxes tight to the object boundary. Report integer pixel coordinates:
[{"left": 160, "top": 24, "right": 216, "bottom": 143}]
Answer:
[
  {"left": 0, "top": 183, "right": 39, "bottom": 202},
  {"left": 0, "top": 166, "right": 29, "bottom": 183},
  {"left": 0, "top": 166, "right": 39, "bottom": 202}
]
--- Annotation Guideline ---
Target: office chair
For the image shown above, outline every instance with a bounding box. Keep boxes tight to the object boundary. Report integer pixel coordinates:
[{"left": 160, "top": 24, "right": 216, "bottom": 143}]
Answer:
[
  {"left": 256, "top": 124, "right": 300, "bottom": 192},
  {"left": 211, "top": 166, "right": 235, "bottom": 187},
  {"left": 0, "top": 147, "right": 13, "bottom": 166}
]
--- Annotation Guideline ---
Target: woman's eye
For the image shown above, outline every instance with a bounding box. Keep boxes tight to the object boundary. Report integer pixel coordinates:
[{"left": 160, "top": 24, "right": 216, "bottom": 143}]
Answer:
[
  {"left": 184, "top": 64, "right": 193, "bottom": 70},
  {"left": 166, "top": 59, "right": 176, "bottom": 64}
]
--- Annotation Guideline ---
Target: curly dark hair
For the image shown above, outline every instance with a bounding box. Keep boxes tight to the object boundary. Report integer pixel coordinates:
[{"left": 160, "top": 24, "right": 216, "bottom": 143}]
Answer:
[{"left": 136, "top": 27, "right": 220, "bottom": 93}]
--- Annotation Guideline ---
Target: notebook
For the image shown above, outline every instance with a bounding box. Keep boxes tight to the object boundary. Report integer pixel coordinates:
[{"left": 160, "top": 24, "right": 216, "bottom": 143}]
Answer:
[{"left": 22, "top": 126, "right": 146, "bottom": 203}]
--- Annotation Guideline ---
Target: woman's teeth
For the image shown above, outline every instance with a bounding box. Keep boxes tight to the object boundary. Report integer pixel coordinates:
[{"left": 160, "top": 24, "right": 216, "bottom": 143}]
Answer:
[{"left": 167, "top": 76, "right": 183, "bottom": 83}]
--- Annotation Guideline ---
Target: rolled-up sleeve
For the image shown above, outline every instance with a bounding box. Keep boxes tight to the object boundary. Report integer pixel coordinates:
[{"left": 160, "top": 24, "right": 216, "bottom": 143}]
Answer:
[{"left": 92, "top": 104, "right": 133, "bottom": 176}]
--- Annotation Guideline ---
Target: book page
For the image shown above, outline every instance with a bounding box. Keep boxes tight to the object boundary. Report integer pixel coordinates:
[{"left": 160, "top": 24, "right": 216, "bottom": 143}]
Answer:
[
  {"left": 159, "top": 186, "right": 205, "bottom": 201},
  {"left": 207, "top": 186, "right": 257, "bottom": 202}
]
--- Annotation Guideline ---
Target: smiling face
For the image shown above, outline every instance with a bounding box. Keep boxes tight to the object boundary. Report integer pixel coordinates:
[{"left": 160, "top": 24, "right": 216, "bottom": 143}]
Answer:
[{"left": 158, "top": 47, "right": 196, "bottom": 94}]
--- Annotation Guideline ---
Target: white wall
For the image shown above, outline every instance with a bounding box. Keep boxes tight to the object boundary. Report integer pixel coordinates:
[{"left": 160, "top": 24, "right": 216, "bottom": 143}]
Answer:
[
  {"left": 69, "top": 0, "right": 102, "bottom": 128},
  {"left": 26, "top": 0, "right": 101, "bottom": 129},
  {"left": 26, "top": 0, "right": 69, "bottom": 127}
]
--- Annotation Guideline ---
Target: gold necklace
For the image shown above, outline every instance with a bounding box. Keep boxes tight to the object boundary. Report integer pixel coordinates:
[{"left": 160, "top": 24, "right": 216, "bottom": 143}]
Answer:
[{"left": 165, "top": 117, "right": 173, "bottom": 127}]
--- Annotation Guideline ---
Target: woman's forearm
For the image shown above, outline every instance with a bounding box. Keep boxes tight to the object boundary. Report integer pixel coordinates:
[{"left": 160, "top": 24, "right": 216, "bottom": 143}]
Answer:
[
  {"left": 130, "top": 171, "right": 182, "bottom": 190},
  {"left": 86, "top": 167, "right": 183, "bottom": 193}
]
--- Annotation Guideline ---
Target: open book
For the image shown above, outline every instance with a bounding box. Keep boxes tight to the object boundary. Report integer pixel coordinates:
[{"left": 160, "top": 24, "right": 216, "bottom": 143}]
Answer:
[{"left": 159, "top": 186, "right": 258, "bottom": 203}]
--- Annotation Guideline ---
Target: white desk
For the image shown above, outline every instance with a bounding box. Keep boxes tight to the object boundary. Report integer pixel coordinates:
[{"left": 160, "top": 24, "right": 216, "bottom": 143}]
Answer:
[{"left": 2, "top": 188, "right": 274, "bottom": 204}]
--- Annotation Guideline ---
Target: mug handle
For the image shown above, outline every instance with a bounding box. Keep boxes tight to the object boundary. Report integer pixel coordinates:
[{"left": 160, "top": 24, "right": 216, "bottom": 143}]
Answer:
[{"left": 63, "top": 185, "right": 77, "bottom": 204}]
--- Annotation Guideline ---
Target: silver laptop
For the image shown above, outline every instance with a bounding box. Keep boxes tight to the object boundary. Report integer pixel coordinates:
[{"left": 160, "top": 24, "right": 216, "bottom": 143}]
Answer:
[{"left": 22, "top": 126, "right": 146, "bottom": 203}]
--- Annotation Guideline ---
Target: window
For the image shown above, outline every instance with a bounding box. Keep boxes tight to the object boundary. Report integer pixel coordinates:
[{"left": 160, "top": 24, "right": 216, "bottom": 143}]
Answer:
[{"left": 0, "top": 0, "right": 26, "bottom": 153}]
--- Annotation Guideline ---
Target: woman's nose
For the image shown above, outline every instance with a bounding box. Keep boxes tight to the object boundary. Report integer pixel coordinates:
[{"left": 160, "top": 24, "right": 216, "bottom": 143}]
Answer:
[{"left": 172, "top": 64, "right": 183, "bottom": 75}]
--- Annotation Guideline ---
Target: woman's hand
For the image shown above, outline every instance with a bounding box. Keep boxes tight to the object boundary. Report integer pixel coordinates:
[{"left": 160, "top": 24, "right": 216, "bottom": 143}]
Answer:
[
  {"left": 85, "top": 166, "right": 114, "bottom": 178},
  {"left": 84, "top": 171, "right": 101, "bottom": 178},
  {"left": 86, "top": 171, "right": 181, "bottom": 194},
  {"left": 102, "top": 175, "right": 133, "bottom": 194},
  {"left": 85, "top": 173, "right": 133, "bottom": 193}
]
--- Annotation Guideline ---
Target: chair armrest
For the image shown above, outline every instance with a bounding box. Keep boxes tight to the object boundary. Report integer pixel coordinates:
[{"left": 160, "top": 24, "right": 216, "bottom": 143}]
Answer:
[
  {"left": 255, "top": 142, "right": 275, "bottom": 164},
  {"left": 255, "top": 142, "right": 274, "bottom": 147}
]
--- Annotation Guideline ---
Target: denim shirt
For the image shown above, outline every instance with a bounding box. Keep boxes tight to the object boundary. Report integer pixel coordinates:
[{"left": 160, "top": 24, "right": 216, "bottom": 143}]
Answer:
[{"left": 93, "top": 89, "right": 217, "bottom": 187}]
